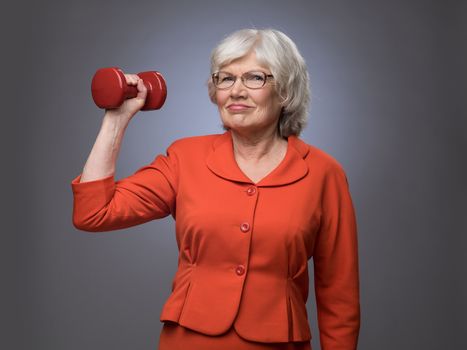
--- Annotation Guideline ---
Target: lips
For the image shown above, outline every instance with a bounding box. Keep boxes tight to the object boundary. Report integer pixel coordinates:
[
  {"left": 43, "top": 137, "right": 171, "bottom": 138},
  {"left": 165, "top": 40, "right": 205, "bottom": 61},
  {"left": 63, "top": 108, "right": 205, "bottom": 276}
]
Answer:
[{"left": 226, "top": 104, "right": 253, "bottom": 111}]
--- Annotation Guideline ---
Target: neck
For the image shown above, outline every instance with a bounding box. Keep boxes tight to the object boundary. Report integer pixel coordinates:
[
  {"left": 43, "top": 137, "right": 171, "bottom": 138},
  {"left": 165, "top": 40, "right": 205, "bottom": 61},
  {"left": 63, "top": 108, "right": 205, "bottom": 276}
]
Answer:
[{"left": 230, "top": 127, "right": 286, "bottom": 163}]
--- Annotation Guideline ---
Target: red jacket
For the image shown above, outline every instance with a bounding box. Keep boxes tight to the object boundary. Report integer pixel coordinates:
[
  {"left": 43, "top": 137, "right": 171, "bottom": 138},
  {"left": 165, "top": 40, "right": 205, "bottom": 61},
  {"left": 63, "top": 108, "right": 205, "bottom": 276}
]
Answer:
[{"left": 71, "top": 131, "right": 360, "bottom": 348}]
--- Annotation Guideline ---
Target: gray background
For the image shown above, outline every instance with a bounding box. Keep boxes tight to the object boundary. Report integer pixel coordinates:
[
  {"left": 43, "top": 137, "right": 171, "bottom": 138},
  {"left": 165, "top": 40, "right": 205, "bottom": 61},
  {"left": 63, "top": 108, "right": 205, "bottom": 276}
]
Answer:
[{"left": 2, "top": 0, "right": 466, "bottom": 349}]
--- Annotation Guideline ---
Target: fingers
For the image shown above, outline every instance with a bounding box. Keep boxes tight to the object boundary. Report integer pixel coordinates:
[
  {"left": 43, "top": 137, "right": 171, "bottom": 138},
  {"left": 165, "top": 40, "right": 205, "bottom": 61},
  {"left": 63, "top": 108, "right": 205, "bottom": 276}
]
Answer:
[
  {"left": 136, "top": 79, "right": 148, "bottom": 101},
  {"left": 125, "top": 74, "right": 147, "bottom": 96},
  {"left": 124, "top": 74, "right": 141, "bottom": 85}
]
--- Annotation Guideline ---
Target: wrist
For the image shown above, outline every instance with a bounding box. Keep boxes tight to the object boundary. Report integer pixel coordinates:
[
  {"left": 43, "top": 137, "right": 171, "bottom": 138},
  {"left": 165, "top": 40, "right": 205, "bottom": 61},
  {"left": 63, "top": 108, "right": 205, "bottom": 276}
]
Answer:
[{"left": 102, "top": 110, "right": 132, "bottom": 130}]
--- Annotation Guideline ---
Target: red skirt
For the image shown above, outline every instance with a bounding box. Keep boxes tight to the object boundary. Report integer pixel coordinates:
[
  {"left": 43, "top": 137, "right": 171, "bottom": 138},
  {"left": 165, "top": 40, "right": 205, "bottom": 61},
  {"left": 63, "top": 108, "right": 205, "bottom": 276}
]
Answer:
[{"left": 158, "top": 322, "right": 312, "bottom": 350}]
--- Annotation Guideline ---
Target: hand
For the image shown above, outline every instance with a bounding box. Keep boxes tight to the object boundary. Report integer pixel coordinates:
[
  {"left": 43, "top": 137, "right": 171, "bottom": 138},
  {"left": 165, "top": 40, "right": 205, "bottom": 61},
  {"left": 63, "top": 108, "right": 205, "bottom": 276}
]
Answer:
[{"left": 105, "top": 74, "right": 148, "bottom": 119}]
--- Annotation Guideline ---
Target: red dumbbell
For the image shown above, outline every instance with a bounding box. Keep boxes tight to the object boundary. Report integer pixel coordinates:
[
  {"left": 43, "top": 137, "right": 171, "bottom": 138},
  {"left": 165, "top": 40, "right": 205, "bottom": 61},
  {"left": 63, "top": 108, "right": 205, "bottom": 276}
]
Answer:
[{"left": 91, "top": 67, "right": 167, "bottom": 111}]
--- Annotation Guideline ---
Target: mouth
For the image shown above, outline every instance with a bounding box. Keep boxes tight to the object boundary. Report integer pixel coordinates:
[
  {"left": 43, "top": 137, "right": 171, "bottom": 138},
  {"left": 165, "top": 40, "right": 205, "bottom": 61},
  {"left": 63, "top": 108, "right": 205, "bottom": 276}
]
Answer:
[{"left": 226, "top": 104, "right": 254, "bottom": 111}]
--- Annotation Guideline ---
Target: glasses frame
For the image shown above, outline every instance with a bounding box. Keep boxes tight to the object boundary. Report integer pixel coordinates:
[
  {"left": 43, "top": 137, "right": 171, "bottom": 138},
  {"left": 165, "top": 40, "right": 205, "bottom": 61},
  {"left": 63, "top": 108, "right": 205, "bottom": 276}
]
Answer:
[{"left": 212, "top": 70, "right": 275, "bottom": 90}]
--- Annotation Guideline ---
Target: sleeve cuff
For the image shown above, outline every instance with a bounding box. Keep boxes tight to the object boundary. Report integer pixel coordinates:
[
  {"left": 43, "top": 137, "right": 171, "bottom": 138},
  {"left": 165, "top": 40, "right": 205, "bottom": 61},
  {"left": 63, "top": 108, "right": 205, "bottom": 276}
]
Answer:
[{"left": 71, "top": 174, "right": 115, "bottom": 198}]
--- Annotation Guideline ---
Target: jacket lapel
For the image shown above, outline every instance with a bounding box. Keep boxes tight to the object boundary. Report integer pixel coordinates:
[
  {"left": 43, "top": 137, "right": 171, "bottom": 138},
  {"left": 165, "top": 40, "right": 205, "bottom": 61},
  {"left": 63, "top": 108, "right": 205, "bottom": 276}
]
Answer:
[{"left": 206, "top": 131, "right": 310, "bottom": 187}]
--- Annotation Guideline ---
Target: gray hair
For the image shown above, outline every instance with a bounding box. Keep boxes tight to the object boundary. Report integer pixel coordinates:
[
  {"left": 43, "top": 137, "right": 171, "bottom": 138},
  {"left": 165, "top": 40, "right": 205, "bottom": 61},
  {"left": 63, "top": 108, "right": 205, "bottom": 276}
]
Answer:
[{"left": 208, "top": 28, "right": 310, "bottom": 137}]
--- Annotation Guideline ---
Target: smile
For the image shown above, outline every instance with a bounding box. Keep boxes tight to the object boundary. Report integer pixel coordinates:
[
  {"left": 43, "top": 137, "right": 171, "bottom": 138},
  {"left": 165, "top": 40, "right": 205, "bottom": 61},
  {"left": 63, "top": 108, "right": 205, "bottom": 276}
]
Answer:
[{"left": 226, "top": 104, "right": 254, "bottom": 111}]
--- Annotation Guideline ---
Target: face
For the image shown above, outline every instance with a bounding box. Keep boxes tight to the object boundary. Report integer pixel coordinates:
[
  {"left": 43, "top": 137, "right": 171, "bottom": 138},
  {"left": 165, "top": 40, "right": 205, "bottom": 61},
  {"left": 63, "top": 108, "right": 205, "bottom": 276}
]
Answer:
[{"left": 214, "top": 51, "right": 282, "bottom": 136}]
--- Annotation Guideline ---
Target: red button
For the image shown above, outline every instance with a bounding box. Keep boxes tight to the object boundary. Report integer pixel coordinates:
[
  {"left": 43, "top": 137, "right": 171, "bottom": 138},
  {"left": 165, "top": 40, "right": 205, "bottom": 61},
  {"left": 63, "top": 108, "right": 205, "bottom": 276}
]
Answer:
[
  {"left": 246, "top": 187, "right": 256, "bottom": 196},
  {"left": 235, "top": 265, "right": 245, "bottom": 276},
  {"left": 240, "top": 222, "right": 250, "bottom": 233}
]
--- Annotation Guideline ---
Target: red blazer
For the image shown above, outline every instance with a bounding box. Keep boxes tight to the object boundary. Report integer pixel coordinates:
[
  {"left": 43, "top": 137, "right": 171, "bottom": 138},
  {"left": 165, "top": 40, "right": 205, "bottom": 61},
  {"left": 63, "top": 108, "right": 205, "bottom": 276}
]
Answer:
[{"left": 71, "top": 131, "right": 360, "bottom": 348}]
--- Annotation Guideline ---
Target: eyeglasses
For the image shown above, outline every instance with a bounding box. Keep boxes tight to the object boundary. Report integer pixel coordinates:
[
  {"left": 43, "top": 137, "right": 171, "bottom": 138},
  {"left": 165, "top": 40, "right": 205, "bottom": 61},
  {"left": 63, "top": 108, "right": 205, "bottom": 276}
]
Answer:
[{"left": 212, "top": 71, "right": 274, "bottom": 90}]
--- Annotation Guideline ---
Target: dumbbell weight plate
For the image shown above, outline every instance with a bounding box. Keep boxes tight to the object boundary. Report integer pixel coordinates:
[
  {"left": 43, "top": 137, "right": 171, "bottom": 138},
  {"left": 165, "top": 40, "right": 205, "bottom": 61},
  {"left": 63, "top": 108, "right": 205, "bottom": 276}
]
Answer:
[
  {"left": 137, "top": 71, "right": 167, "bottom": 110},
  {"left": 91, "top": 67, "right": 128, "bottom": 109}
]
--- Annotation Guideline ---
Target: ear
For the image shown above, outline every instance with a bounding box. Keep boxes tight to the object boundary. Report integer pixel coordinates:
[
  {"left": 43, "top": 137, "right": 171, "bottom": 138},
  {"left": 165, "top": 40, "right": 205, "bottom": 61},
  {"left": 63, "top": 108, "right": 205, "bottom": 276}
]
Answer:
[{"left": 207, "top": 80, "right": 219, "bottom": 104}]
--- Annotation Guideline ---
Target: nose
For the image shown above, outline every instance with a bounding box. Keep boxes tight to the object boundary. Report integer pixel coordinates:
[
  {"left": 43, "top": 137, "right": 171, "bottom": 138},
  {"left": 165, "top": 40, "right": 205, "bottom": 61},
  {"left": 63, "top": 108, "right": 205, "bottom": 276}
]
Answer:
[{"left": 229, "top": 78, "right": 247, "bottom": 98}]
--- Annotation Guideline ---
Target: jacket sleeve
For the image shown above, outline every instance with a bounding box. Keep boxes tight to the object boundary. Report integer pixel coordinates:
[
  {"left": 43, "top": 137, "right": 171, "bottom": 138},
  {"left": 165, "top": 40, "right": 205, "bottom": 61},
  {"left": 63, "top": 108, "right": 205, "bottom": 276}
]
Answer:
[
  {"left": 71, "top": 144, "right": 179, "bottom": 232},
  {"left": 313, "top": 163, "right": 360, "bottom": 350}
]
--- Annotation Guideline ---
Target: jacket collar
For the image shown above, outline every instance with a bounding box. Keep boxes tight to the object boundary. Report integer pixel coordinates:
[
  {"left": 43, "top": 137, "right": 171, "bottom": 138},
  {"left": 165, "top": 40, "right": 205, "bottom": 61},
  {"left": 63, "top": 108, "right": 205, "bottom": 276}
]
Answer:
[{"left": 206, "top": 131, "right": 309, "bottom": 187}]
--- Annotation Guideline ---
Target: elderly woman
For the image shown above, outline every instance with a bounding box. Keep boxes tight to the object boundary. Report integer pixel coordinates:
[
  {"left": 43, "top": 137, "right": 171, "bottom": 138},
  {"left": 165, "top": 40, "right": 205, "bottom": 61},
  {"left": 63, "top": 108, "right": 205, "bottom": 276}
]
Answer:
[{"left": 71, "top": 28, "right": 360, "bottom": 350}]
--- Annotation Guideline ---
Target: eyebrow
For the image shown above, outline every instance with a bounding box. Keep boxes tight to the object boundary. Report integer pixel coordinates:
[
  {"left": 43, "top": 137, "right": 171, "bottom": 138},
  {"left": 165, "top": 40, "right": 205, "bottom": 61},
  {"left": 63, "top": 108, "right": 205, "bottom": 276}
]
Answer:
[{"left": 219, "top": 69, "right": 271, "bottom": 74}]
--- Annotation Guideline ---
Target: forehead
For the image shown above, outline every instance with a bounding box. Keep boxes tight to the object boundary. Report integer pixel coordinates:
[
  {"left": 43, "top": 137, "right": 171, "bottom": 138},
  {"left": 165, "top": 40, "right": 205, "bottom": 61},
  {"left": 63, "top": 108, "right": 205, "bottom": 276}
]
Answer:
[{"left": 220, "top": 51, "right": 270, "bottom": 73}]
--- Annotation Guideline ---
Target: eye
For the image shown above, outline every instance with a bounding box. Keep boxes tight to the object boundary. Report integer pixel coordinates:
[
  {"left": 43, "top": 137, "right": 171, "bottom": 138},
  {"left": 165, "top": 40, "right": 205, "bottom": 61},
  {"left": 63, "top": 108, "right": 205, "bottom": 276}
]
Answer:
[
  {"left": 246, "top": 72, "right": 265, "bottom": 82},
  {"left": 220, "top": 75, "right": 235, "bottom": 82}
]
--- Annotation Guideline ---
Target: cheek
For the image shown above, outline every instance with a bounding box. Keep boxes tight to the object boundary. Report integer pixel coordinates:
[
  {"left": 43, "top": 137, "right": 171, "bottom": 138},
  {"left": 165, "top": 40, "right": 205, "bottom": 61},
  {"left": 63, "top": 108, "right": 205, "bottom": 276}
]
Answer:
[
  {"left": 256, "top": 93, "right": 281, "bottom": 113},
  {"left": 215, "top": 91, "right": 228, "bottom": 107}
]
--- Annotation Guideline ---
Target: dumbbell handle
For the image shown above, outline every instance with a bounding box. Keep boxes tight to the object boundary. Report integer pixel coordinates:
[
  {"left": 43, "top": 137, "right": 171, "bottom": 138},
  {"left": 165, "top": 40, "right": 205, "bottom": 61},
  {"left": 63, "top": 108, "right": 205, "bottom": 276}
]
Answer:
[{"left": 91, "top": 67, "right": 167, "bottom": 111}]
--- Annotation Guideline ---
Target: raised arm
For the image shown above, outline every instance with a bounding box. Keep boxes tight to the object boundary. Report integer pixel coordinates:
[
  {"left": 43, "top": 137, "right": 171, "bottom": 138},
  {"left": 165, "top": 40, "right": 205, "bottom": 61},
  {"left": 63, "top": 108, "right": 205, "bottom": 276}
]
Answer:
[
  {"left": 71, "top": 75, "right": 178, "bottom": 232},
  {"left": 80, "top": 75, "right": 147, "bottom": 183}
]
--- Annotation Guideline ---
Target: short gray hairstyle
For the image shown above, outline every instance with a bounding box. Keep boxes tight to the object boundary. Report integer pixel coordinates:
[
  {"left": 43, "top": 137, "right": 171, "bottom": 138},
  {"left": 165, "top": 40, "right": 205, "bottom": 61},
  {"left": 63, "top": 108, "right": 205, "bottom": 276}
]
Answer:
[{"left": 208, "top": 28, "right": 310, "bottom": 137}]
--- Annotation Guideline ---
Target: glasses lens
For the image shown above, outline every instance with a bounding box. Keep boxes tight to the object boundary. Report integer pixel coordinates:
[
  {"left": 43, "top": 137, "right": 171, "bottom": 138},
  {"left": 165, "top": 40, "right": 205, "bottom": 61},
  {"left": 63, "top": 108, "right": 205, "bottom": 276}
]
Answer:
[
  {"left": 214, "top": 72, "right": 235, "bottom": 89},
  {"left": 243, "top": 71, "right": 266, "bottom": 89}
]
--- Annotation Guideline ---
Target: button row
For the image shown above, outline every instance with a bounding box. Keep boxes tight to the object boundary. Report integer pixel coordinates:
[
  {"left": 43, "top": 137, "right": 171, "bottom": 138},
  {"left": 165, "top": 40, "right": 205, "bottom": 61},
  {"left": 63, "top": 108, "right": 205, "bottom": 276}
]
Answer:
[{"left": 236, "top": 186, "right": 254, "bottom": 277}]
